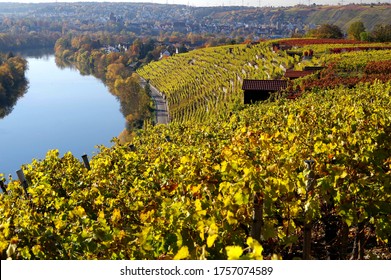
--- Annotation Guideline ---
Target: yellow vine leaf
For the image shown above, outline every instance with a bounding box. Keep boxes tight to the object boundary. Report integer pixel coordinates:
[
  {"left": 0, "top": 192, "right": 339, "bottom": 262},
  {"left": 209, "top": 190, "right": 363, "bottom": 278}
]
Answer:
[
  {"left": 195, "top": 199, "right": 206, "bottom": 216},
  {"left": 111, "top": 208, "right": 121, "bottom": 224},
  {"left": 226, "top": 210, "right": 238, "bottom": 225},
  {"left": 271, "top": 254, "right": 282, "bottom": 260},
  {"left": 207, "top": 222, "right": 218, "bottom": 247},
  {"left": 247, "top": 237, "right": 263, "bottom": 260},
  {"left": 207, "top": 234, "right": 217, "bottom": 248},
  {"left": 73, "top": 206, "right": 87, "bottom": 218},
  {"left": 197, "top": 221, "right": 205, "bottom": 241},
  {"left": 174, "top": 246, "right": 189, "bottom": 260},
  {"left": 226, "top": 246, "right": 243, "bottom": 260}
]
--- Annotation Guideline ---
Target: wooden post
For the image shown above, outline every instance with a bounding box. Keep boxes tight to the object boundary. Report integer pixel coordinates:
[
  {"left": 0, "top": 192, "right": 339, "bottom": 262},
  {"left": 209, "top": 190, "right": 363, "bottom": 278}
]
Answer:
[
  {"left": 16, "top": 169, "right": 29, "bottom": 197},
  {"left": 303, "top": 223, "right": 312, "bottom": 260},
  {"left": 303, "top": 159, "right": 315, "bottom": 260},
  {"left": 81, "top": 154, "right": 91, "bottom": 170},
  {"left": 338, "top": 221, "right": 349, "bottom": 259},
  {"left": 351, "top": 221, "right": 365, "bottom": 260},
  {"left": 0, "top": 181, "right": 7, "bottom": 193},
  {"left": 251, "top": 192, "right": 264, "bottom": 243}
]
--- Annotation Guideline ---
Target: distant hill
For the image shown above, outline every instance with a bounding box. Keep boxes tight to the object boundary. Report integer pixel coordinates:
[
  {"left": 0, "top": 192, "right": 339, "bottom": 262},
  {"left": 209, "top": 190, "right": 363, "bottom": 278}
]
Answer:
[
  {"left": 0, "top": 3, "right": 389, "bottom": 36},
  {"left": 211, "top": 4, "right": 391, "bottom": 32},
  {"left": 291, "top": 4, "right": 391, "bottom": 31}
]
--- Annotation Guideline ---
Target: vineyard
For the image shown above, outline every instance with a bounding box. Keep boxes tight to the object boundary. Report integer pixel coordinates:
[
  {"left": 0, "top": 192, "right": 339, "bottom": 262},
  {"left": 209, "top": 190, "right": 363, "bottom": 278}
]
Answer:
[
  {"left": 1, "top": 39, "right": 391, "bottom": 260},
  {"left": 137, "top": 39, "right": 391, "bottom": 123},
  {"left": 298, "top": 49, "right": 391, "bottom": 91},
  {"left": 1, "top": 80, "right": 391, "bottom": 260},
  {"left": 137, "top": 42, "right": 297, "bottom": 123}
]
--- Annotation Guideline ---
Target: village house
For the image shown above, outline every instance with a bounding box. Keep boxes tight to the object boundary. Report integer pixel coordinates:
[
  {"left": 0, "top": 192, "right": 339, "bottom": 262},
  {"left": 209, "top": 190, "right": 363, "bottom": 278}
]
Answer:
[{"left": 159, "top": 50, "right": 171, "bottom": 60}]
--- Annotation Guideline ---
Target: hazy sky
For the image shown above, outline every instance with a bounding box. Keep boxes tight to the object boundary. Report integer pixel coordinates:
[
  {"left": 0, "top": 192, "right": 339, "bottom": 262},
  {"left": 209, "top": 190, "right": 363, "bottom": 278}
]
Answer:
[{"left": 0, "top": 0, "right": 390, "bottom": 7}]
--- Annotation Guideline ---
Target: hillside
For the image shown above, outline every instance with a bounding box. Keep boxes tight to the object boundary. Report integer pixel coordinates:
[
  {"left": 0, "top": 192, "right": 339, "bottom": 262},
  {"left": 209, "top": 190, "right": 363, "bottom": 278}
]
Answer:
[
  {"left": 191, "top": 4, "right": 391, "bottom": 32},
  {"left": 297, "top": 4, "right": 391, "bottom": 31},
  {"left": 198, "top": 4, "right": 391, "bottom": 33},
  {"left": 137, "top": 41, "right": 299, "bottom": 122},
  {"left": 137, "top": 39, "right": 391, "bottom": 123}
]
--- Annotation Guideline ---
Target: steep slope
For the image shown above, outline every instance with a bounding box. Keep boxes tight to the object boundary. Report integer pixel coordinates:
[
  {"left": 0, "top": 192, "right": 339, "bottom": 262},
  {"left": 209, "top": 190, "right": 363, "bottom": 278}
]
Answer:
[
  {"left": 300, "top": 4, "right": 391, "bottom": 31},
  {"left": 137, "top": 42, "right": 297, "bottom": 123},
  {"left": 137, "top": 39, "right": 391, "bottom": 123}
]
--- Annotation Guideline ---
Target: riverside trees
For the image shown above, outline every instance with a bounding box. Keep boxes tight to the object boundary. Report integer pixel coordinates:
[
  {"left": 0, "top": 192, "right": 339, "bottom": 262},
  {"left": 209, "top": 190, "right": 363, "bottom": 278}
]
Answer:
[{"left": 0, "top": 53, "right": 28, "bottom": 119}]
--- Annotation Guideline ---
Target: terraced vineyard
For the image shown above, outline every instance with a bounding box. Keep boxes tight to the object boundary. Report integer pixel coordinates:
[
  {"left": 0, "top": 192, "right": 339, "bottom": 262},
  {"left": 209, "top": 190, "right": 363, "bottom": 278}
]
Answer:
[
  {"left": 294, "top": 50, "right": 391, "bottom": 91},
  {"left": 137, "top": 42, "right": 297, "bottom": 123},
  {"left": 137, "top": 39, "right": 391, "bottom": 123}
]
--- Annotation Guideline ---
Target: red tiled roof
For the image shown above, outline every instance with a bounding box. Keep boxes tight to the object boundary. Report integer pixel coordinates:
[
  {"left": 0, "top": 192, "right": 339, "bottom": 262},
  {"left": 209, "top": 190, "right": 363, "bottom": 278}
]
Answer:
[{"left": 242, "top": 79, "right": 287, "bottom": 91}]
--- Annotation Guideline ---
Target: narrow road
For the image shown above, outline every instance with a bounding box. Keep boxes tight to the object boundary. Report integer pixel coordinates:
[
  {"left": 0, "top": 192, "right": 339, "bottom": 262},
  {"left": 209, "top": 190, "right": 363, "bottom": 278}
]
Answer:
[{"left": 140, "top": 78, "right": 170, "bottom": 125}]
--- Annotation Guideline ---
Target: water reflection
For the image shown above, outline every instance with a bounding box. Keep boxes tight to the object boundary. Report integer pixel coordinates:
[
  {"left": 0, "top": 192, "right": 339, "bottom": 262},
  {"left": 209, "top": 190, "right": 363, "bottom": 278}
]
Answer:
[
  {"left": 55, "top": 55, "right": 152, "bottom": 134},
  {"left": 0, "top": 49, "right": 55, "bottom": 118},
  {"left": 0, "top": 52, "right": 29, "bottom": 119},
  {"left": 17, "top": 48, "right": 54, "bottom": 59},
  {"left": 0, "top": 54, "right": 124, "bottom": 178},
  {"left": 0, "top": 78, "right": 28, "bottom": 119},
  {"left": 54, "top": 56, "right": 78, "bottom": 71}
]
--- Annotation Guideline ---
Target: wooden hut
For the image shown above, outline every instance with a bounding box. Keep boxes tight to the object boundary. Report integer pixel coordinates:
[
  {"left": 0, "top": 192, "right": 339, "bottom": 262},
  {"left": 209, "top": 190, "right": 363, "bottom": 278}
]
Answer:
[{"left": 242, "top": 79, "right": 287, "bottom": 104}]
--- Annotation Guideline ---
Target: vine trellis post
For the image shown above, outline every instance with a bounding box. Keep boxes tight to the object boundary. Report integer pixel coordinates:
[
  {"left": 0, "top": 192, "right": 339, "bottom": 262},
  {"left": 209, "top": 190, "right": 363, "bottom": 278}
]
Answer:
[
  {"left": 0, "top": 180, "right": 7, "bottom": 193},
  {"left": 303, "top": 159, "right": 315, "bottom": 260},
  {"left": 16, "top": 169, "right": 29, "bottom": 197},
  {"left": 82, "top": 154, "right": 91, "bottom": 170},
  {"left": 251, "top": 192, "right": 263, "bottom": 243}
]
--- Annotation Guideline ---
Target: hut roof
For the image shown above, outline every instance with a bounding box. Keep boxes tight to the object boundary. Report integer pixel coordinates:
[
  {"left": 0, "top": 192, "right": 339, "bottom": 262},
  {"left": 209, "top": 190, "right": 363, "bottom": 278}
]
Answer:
[{"left": 242, "top": 79, "right": 288, "bottom": 91}]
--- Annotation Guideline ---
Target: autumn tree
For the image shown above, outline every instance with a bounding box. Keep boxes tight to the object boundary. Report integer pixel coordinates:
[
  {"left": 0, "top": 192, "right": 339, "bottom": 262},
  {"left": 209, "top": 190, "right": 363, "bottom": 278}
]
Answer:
[
  {"left": 370, "top": 24, "right": 391, "bottom": 42},
  {"left": 348, "top": 21, "right": 366, "bottom": 41},
  {"left": 312, "top": 24, "right": 344, "bottom": 39},
  {"left": 106, "top": 63, "right": 128, "bottom": 86},
  {"left": 112, "top": 74, "right": 152, "bottom": 130}
]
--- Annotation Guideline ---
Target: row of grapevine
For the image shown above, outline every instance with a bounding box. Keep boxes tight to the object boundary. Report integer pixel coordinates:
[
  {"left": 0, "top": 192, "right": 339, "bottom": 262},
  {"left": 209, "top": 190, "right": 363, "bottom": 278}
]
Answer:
[
  {"left": 323, "top": 50, "right": 391, "bottom": 72},
  {"left": 293, "top": 49, "right": 391, "bottom": 90},
  {"left": 1, "top": 81, "right": 390, "bottom": 259},
  {"left": 138, "top": 40, "right": 391, "bottom": 124},
  {"left": 289, "top": 41, "right": 391, "bottom": 54},
  {"left": 137, "top": 42, "right": 298, "bottom": 123}
]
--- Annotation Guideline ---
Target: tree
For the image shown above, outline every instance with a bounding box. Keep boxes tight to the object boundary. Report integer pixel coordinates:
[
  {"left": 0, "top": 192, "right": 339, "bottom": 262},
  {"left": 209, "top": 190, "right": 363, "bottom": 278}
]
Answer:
[
  {"left": 370, "top": 24, "right": 391, "bottom": 42},
  {"left": 315, "top": 24, "right": 343, "bottom": 39},
  {"left": 360, "top": 32, "right": 369, "bottom": 42},
  {"left": 348, "top": 21, "right": 366, "bottom": 41}
]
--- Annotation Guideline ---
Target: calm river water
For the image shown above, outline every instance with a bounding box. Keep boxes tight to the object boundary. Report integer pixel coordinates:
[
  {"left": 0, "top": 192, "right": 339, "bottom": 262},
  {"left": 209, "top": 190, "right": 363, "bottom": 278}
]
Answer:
[{"left": 0, "top": 53, "right": 125, "bottom": 178}]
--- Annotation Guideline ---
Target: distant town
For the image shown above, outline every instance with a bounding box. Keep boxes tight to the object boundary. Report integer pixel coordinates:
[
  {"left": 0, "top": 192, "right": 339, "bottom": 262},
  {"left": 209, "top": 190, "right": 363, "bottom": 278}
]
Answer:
[{"left": 1, "top": 2, "right": 390, "bottom": 43}]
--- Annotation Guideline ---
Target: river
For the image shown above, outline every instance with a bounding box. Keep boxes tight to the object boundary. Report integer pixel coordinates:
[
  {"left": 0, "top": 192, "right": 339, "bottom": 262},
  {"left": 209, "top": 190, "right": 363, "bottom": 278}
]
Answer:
[{"left": 0, "top": 53, "right": 125, "bottom": 179}]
